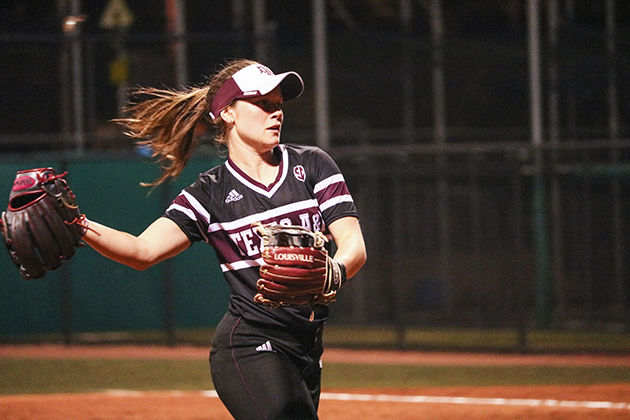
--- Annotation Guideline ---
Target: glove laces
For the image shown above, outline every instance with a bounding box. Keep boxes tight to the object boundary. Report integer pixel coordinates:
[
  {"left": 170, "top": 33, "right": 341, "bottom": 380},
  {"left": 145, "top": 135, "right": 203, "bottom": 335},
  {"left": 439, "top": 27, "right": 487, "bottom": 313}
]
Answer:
[
  {"left": 64, "top": 214, "right": 100, "bottom": 236},
  {"left": 37, "top": 170, "right": 68, "bottom": 183}
]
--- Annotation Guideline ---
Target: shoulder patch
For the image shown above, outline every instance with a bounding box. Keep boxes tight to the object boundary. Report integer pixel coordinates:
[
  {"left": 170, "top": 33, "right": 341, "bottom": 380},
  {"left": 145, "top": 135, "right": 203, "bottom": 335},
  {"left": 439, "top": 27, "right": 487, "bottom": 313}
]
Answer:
[{"left": 293, "top": 165, "right": 306, "bottom": 182}]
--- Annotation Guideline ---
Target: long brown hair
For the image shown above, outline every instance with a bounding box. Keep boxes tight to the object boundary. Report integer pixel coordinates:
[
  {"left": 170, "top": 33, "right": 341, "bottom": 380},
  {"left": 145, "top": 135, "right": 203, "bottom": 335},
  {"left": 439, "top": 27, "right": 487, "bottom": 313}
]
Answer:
[{"left": 115, "top": 58, "right": 258, "bottom": 186}]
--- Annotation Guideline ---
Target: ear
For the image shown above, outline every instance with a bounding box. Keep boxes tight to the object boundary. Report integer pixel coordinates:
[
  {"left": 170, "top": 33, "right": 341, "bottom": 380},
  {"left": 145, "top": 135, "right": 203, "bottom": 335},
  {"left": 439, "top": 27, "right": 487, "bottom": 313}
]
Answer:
[{"left": 220, "top": 108, "right": 235, "bottom": 124}]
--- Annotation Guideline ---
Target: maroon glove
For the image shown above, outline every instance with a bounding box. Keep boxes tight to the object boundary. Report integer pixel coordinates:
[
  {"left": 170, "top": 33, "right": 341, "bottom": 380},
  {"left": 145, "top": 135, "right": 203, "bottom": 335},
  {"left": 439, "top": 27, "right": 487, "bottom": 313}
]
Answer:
[
  {"left": 254, "top": 223, "right": 346, "bottom": 308},
  {"left": 1, "top": 168, "right": 86, "bottom": 279}
]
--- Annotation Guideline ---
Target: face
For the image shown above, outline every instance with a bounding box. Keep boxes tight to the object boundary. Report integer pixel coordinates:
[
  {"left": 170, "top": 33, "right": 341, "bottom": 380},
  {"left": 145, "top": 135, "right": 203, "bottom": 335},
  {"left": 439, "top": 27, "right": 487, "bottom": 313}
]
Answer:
[{"left": 222, "top": 87, "right": 284, "bottom": 154}]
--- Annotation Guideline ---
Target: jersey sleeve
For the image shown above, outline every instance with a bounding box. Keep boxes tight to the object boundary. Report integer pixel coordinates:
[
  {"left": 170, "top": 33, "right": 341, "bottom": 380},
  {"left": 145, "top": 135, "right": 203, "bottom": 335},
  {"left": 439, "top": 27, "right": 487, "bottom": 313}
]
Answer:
[
  {"left": 308, "top": 147, "right": 358, "bottom": 225},
  {"left": 163, "top": 177, "right": 212, "bottom": 243}
]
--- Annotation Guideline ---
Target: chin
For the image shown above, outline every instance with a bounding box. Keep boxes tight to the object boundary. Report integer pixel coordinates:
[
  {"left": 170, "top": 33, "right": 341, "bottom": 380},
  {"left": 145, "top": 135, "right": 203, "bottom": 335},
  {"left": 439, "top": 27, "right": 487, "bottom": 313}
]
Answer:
[{"left": 258, "top": 139, "right": 279, "bottom": 154}]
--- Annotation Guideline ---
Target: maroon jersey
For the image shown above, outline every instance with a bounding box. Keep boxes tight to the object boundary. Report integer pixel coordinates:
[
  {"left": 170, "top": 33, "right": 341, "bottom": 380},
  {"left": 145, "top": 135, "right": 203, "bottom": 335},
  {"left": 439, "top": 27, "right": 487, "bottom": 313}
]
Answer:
[{"left": 164, "top": 144, "right": 358, "bottom": 329}]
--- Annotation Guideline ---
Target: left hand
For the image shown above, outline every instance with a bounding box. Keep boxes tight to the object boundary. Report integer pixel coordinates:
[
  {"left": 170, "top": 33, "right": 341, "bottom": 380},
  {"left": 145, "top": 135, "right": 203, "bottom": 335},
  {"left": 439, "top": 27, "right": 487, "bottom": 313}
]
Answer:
[{"left": 254, "top": 223, "right": 346, "bottom": 307}]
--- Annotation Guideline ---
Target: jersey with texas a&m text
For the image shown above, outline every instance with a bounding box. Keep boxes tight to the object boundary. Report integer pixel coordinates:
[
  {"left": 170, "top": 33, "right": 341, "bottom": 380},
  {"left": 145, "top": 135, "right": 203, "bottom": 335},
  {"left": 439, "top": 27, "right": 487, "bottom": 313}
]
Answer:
[{"left": 163, "top": 144, "right": 358, "bottom": 331}]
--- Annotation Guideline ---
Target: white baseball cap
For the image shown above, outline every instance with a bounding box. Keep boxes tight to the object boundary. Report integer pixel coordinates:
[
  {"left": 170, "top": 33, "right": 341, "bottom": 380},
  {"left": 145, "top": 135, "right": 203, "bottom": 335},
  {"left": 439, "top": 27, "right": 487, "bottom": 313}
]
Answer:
[{"left": 209, "top": 64, "right": 304, "bottom": 119}]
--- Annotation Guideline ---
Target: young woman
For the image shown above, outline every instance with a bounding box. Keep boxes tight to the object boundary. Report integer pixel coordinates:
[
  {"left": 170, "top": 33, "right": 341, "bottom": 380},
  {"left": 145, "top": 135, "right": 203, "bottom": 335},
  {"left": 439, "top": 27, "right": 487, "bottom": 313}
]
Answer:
[{"left": 82, "top": 58, "right": 367, "bottom": 419}]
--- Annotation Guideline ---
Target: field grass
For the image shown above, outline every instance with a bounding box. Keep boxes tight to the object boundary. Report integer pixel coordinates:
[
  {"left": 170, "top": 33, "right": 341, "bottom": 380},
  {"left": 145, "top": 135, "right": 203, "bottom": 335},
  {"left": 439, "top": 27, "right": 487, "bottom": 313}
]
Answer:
[
  {"left": 2, "top": 325, "right": 628, "bottom": 397},
  {"left": 2, "top": 358, "right": 629, "bottom": 395},
  {"left": 0, "top": 359, "right": 210, "bottom": 395},
  {"left": 322, "top": 363, "right": 630, "bottom": 388}
]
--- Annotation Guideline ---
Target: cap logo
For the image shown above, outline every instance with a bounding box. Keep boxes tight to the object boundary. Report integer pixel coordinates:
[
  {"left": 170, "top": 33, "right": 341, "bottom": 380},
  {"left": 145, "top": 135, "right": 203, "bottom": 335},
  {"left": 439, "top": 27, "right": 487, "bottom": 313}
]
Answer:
[{"left": 257, "top": 65, "right": 273, "bottom": 75}]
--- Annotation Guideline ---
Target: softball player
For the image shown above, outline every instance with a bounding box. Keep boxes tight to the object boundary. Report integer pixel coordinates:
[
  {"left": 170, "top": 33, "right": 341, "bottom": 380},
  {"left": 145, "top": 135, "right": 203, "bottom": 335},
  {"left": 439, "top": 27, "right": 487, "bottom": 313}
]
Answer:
[{"left": 81, "top": 59, "right": 367, "bottom": 419}]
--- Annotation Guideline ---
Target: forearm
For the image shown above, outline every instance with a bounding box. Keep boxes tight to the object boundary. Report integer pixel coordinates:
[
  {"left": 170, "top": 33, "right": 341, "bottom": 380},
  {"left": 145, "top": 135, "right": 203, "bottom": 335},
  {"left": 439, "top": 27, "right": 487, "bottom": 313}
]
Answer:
[
  {"left": 82, "top": 220, "right": 154, "bottom": 270},
  {"left": 329, "top": 217, "right": 367, "bottom": 280},
  {"left": 82, "top": 217, "right": 190, "bottom": 271},
  {"left": 333, "top": 233, "right": 367, "bottom": 279}
]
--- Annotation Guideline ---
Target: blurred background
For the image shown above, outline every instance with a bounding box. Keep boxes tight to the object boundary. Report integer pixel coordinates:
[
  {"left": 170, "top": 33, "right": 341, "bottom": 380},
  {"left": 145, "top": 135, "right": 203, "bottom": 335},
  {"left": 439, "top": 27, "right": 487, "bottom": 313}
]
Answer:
[{"left": 1, "top": 0, "right": 629, "bottom": 352}]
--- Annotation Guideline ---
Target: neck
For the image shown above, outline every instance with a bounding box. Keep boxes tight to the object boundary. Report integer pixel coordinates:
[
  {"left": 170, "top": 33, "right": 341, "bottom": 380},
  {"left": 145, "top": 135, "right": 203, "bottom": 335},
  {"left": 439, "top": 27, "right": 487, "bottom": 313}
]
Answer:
[{"left": 228, "top": 142, "right": 279, "bottom": 186}]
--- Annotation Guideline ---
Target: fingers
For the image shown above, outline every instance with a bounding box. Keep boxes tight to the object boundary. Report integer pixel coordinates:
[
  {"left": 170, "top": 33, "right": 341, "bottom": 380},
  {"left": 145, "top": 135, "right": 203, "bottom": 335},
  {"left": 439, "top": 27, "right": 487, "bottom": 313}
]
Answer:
[{"left": 259, "top": 264, "right": 326, "bottom": 283}]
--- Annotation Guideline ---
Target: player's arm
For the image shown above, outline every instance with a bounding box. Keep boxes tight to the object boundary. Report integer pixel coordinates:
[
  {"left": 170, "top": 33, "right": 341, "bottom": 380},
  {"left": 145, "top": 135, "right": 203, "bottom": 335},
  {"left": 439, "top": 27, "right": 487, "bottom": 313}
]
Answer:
[
  {"left": 82, "top": 217, "right": 191, "bottom": 271},
  {"left": 328, "top": 216, "right": 367, "bottom": 279}
]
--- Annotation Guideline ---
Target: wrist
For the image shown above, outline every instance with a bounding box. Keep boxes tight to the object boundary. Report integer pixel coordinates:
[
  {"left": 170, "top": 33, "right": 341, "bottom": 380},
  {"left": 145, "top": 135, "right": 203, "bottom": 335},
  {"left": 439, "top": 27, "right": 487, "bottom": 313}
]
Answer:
[
  {"left": 68, "top": 214, "right": 99, "bottom": 238},
  {"left": 337, "top": 260, "right": 347, "bottom": 286},
  {"left": 325, "top": 258, "right": 346, "bottom": 294}
]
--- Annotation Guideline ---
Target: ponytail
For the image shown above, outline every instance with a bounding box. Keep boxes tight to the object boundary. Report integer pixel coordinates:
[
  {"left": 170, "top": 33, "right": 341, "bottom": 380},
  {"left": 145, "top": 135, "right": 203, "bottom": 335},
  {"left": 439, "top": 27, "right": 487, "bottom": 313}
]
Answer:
[
  {"left": 115, "top": 86, "right": 208, "bottom": 186},
  {"left": 115, "top": 58, "right": 258, "bottom": 186}
]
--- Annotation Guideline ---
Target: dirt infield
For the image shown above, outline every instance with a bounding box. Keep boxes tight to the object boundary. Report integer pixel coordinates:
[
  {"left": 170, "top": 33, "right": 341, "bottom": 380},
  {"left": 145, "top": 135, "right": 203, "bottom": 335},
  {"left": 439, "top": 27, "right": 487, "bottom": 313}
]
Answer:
[
  {"left": 1, "top": 345, "right": 630, "bottom": 419},
  {"left": 2, "top": 386, "right": 630, "bottom": 420},
  {"left": 3, "top": 344, "right": 630, "bottom": 366}
]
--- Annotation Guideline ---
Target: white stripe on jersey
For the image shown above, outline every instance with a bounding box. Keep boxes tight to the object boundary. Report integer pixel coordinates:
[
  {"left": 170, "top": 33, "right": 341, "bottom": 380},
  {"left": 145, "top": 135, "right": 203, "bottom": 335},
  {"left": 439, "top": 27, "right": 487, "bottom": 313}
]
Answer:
[
  {"left": 225, "top": 147, "right": 289, "bottom": 198},
  {"left": 319, "top": 194, "right": 354, "bottom": 212},
  {"left": 182, "top": 190, "right": 211, "bottom": 224},
  {"left": 208, "top": 198, "right": 319, "bottom": 232},
  {"left": 313, "top": 173, "right": 346, "bottom": 194},
  {"left": 166, "top": 203, "right": 197, "bottom": 221},
  {"left": 220, "top": 257, "right": 264, "bottom": 272}
]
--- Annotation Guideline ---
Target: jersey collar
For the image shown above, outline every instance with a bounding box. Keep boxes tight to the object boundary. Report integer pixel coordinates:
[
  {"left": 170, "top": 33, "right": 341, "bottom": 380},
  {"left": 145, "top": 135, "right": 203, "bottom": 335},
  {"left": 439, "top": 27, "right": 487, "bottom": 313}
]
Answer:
[{"left": 225, "top": 145, "right": 288, "bottom": 198}]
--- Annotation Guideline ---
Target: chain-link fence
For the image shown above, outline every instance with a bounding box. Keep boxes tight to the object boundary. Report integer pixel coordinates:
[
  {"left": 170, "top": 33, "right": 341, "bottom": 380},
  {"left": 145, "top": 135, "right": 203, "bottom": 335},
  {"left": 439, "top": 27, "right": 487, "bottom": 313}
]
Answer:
[{"left": 2, "top": 1, "right": 629, "bottom": 347}]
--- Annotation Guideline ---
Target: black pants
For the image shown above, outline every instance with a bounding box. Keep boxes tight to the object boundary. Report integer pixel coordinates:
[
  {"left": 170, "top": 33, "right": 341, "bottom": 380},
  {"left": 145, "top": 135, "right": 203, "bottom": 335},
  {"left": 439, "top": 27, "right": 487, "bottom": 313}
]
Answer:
[{"left": 210, "top": 312, "right": 324, "bottom": 420}]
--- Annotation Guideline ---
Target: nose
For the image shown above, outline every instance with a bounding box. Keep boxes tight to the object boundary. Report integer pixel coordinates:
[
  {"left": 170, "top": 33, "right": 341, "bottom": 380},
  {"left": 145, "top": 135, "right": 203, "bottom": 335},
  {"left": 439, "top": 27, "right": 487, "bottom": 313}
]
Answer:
[{"left": 271, "top": 108, "right": 283, "bottom": 122}]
